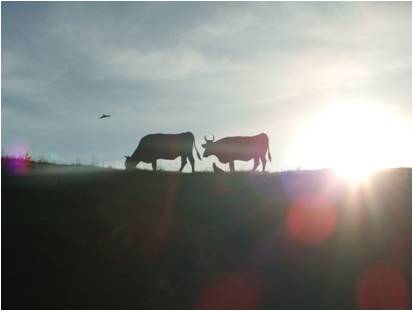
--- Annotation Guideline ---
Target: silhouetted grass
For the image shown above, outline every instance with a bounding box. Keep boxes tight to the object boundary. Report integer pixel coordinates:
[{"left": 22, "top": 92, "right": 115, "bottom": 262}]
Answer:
[{"left": 2, "top": 164, "right": 411, "bottom": 309}]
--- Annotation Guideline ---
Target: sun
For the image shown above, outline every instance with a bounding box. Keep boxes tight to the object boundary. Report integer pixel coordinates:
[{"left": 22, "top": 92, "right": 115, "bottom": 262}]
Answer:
[
  {"left": 293, "top": 100, "right": 409, "bottom": 182},
  {"left": 333, "top": 163, "right": 376, "bottom": 182}
]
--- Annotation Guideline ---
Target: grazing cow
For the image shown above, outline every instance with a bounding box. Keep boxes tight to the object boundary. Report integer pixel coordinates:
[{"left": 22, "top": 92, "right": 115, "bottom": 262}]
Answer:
[
  {"left": 125, "top": 132, "right": 201, "bottom": 172},
  {"left": 213, "top": 162, "right": 226, "bottom": 174},
  {"left": 202, "top": 133, "right": 271, "bottom": 172}
]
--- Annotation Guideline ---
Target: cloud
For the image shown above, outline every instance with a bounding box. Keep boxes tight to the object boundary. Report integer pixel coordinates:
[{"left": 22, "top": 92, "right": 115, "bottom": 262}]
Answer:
[
  {"left": 98, "top": 48, "right": 217, "bottom": 81},
  {"left": 1, "top": 2, "right": 411, "bottom": 170}
]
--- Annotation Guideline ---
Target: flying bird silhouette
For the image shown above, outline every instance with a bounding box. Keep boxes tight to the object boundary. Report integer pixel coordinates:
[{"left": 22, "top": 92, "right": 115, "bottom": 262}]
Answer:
[{"left": 99, "top": 114, "right": 111, "bottom": 119}]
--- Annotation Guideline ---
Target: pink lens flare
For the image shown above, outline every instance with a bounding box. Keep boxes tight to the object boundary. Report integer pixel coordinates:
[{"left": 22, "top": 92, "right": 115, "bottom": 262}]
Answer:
[
  {"left": 2, "top": 157, "right": 31, "bottom": 175},
  {"left": 8, "top": 143, "right": 29, "bottom": 157},
  {"left": 286, "top": 194, "right": 337, "bottom": 246},
  {"left": 2, "top": 143, "right": 32, "bottom": 175},
  {"left": 196, "top": 273, "right": 261, "bottom": 309},
  {"left": 356, "top": 263, "right": 409, "bottom": 309}
]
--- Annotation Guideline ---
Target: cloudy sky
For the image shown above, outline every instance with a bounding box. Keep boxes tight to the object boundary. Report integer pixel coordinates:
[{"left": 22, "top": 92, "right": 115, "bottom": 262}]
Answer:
[{"left": 1, "top": 2, "right": 411, "bottom": 171}]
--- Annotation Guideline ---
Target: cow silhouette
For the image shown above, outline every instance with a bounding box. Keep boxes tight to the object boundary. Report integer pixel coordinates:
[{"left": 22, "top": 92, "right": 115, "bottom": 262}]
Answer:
[
  {"left": 125, "top": 132, "right": 201, "bottom": 172},
  {"left": 213, "top": 162, "right": 226, "bottom": 174},
  {"left": 202, "top": 133, "right": 271, "bottom": 172}
]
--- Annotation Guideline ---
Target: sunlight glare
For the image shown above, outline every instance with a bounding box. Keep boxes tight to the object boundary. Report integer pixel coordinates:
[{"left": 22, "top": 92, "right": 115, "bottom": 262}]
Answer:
[
  {"left": 334, "top": 163, "right": 375, "bottom": 182},
  {"left": 293, "top": 100, "right": 409, "bottom": 182}
]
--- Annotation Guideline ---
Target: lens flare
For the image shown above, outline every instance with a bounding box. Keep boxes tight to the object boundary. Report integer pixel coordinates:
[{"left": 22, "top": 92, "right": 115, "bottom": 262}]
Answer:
[
  {"left": 356, "top": 264, "right": 409, "bottom": 309},
  {"left": 334, "top": 164, "right": 375, "bottom": 182},
  {"left": 293, "top": 101, "right": 410, "bottom": 181},
  {"left": 2, "top": 143, "right": 31, "bottom": 175},
  {"left": 286, "top": 195, "right": 337, "bottom": 246},
  {"left": 7, "top": 157, "right": 31, "bottom": 175},
  {"left": 196, "top": 274, "right": 261, "bottom": 309}
]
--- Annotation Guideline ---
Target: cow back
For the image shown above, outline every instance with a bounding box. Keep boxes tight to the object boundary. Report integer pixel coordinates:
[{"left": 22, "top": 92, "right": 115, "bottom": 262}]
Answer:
[
  {"left": 212, "top": 133, "right": 269, "bottom": 162},
  {"left": 136, "top": 132, "right": 194, "bottom": 161}
]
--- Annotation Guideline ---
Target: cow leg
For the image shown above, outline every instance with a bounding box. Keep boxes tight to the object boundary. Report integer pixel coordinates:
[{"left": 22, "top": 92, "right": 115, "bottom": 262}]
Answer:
[
  {"left": 229, "top": 161, "right": 235, "bottom": 173},
  {"left": 188, "top": 155, "right": 195, "bottom": 173},
  {"left": 260, "top": 155, "right": 267, "bottom": 172},
  {"left": 179, "top": 156, "right": 187, "bottom": 172},
  {"left": 252, "top": 157, "right": 260, "bottom": 171},
  {"left": 151, "top": 160, "right": 157, "bottom": 171}
]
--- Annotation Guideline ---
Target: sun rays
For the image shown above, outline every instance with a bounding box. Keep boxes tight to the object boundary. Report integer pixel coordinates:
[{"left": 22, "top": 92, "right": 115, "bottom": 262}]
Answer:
[{"left": 292, "top": 100, "right": 410, "bottom": 183}]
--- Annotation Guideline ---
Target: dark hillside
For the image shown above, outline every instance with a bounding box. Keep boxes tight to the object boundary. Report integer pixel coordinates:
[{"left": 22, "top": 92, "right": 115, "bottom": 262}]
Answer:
[{"left": 2, "top": 167, "right": 411, "bottom": 309}]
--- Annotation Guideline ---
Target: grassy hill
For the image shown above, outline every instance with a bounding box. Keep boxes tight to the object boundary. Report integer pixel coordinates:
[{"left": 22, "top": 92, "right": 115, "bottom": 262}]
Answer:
[{"left": 2, "top": 161, "right": 411, "bottom": 309}]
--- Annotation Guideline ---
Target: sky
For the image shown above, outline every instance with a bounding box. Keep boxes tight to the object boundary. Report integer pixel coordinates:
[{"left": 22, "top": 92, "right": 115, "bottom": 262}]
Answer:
[{"left": 1, "top": 2, "right": 411, "bottom": 171}]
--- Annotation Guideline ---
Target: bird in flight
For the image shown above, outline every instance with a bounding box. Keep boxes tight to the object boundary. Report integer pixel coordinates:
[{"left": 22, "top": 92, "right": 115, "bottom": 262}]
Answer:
[{"left": 99, "top": 114, "right": 111, "bottom": 119}]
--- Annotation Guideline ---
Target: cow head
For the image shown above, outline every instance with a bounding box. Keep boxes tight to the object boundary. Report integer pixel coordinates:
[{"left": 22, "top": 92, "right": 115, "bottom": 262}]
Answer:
[
  {"left": 202, "top": 135, "right": 215, "bottom": 157},
  {"left": 124, "top": 155, "right": 139, "bottom": 170}
]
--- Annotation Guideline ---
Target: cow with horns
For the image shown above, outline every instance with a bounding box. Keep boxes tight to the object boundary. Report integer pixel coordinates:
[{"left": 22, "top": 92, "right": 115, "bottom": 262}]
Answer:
[
  {"left": 202, "top": 133, "right": 272, "bottom": 172},
  {"left": 124, "top": 132, "right": 201, "bottom": 172}
]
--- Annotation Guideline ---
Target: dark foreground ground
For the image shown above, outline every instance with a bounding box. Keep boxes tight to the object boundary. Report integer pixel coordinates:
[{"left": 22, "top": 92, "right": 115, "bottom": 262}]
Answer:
[{"left": 2, "top": 164, "right": 412, "bottom": 309}]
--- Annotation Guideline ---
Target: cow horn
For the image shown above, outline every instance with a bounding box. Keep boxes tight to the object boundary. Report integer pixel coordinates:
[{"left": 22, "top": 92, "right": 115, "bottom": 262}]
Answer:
[
  {"left": 204, "top": 134, "right": 215, "bottom": 142},
  {"left": 204, "top": 135, "right": 208, "bottom": 143}
]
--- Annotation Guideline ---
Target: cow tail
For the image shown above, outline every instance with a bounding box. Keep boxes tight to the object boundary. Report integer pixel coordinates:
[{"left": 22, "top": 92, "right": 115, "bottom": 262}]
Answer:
[
  {"left": 267, "top": 144, "right": 272, "bottom": 162},
  {"left": 194, "top": 142, "right": 202, "bottom": 160}
]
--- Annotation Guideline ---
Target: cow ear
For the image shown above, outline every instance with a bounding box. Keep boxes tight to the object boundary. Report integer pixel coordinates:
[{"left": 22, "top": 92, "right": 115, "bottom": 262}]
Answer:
[
  {"left": 201, "top": 143, "right": 206, "bottom": 148},
  {"left": 124, "top": 155, "right": 129, "bottom": 159}
]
